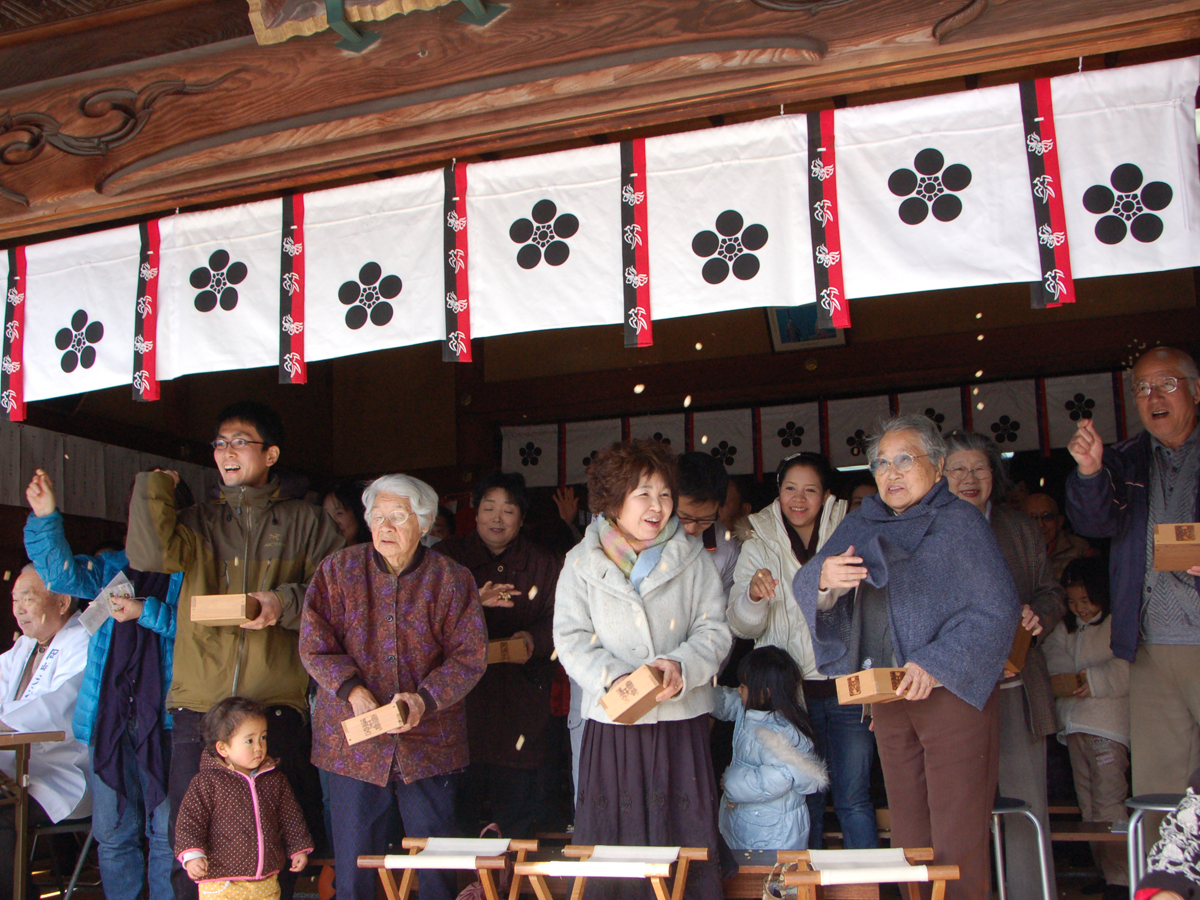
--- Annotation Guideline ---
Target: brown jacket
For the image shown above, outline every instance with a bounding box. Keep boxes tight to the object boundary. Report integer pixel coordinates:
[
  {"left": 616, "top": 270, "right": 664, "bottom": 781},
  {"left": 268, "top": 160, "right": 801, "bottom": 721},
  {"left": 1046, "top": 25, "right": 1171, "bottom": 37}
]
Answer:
[
  {"left": 174, "top": 752, "right": 313, "bottom": 882},
  {"left": 991, "top": 504, "right": 1067, "bottom": 738},
  {"left": 435, "top": 533, "right": 561, "bottom": 769},
  {"left": 126, "top": 471, "right": 345, "bottom": 712}
]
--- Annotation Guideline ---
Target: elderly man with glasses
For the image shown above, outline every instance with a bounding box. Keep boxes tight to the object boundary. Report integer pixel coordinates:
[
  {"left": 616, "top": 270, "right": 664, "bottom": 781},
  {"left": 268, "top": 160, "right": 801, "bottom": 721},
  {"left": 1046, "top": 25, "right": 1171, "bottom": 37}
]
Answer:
[{"left": 1067, "top": 347, "right": 1200, "bottom": 804}]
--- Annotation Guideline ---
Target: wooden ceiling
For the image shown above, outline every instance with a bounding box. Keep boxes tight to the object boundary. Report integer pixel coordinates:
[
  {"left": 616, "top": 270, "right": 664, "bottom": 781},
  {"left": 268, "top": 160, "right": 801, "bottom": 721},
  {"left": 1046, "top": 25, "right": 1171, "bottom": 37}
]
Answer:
[{"left": 0, "top": 0, "right": 1197, "bottom": 244}]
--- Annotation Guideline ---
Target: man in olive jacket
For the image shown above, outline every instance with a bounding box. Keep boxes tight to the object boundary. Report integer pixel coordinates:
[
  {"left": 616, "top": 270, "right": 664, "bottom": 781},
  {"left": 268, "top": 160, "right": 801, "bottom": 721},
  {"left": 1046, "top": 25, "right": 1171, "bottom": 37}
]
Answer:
[{"left": 126, "top": 401, "right": 344, "bottom": 900}]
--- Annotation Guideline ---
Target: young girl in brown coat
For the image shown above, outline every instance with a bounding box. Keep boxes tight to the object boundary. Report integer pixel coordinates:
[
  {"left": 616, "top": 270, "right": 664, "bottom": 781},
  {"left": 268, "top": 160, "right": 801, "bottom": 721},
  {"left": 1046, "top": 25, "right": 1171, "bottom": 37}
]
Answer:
[{"left": 175, "top": 697, "right": 313, "bottom": 899}]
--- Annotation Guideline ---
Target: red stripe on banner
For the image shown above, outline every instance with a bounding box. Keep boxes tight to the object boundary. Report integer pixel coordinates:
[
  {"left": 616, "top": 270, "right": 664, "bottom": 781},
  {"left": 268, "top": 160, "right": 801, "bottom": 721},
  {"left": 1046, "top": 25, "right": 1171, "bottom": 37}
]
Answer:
[
  {"left": 558, "top": 423, "right": 567, "bottom": 490},
  {"left": 684, "top": 413, "right": 694, "bottom": 452},
  {"left": 1035, "top": 377, "right": 1051, "bottom": 457},
  {"left": 4, "top": 247, "right": 26, "bottom": 421},
  {"left": 632, "top": 139, "right": 652, "bottom": 348},
  {"left": 621, "top": 417, "right": 631, "bottom": 442},
  {"left": 752, "top": 407, "right": 763, "bottom": 481},
  {"left": 961, "top": 386, "right": 973, "bottom": 432},
  {"left": 141, "top": 220, "right": 161, "bottom": 402},
  {"left": 1034, "top": 78, "right": 1076, "bottom": 305},
  {"left": 820, "top": 109, "right": 849, "bottom": 329},
  {"left": 454, "top": 165, "right": 472, "bottom": 362},
  {"left": 818, "top": 399, "right": 829, "bottom": 458},
  {"left": 1112, "top": 370, "right": 1129, "bottom": 442},
  {"left": 292, "top": 194, "right": 308, "bottom": 384}
]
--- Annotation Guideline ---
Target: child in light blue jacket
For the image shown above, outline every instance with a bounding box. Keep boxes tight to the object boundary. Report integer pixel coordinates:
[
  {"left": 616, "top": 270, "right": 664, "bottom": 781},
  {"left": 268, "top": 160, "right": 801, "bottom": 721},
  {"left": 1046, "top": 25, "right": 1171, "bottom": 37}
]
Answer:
[{"left": 712, "top": 645, "right": 829, "bottom": 850}]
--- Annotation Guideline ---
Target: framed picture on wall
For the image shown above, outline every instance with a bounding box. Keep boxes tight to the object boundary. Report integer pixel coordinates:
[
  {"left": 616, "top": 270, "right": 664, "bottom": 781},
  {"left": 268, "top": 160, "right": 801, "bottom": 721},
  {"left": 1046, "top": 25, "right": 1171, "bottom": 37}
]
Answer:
[{"left": 766, "top": 305, "right": 846, "bottom": 352}]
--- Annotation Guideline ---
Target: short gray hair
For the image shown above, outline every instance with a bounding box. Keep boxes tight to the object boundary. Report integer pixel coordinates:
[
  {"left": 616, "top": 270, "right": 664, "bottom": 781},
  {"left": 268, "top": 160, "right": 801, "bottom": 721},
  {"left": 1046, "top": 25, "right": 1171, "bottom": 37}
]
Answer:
[
  {"left": 1134, "top": 347, "right": 1200, "bottom": 399},
  {"left": 944, "top": 430, "right": 1012, "bottom": 498},
  {"left": 361, "top": 474, "right": 439, "bottom": 532},
  {"left": 865, "top": 414, "right": 948, "bottom": 467}
]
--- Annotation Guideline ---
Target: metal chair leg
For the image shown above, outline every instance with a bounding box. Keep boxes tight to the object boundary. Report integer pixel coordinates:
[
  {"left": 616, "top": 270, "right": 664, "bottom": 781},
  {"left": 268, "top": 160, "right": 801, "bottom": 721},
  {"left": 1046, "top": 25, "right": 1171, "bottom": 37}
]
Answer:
[
  {"left": 1018, "top": 807, "right": 1053, "bottom": 900},
  {"left": 1127, "top": 809, "right": 1145, "bottom": 900},
  {"left": 991, "top": 813, "right": 1008, "bottom": 900},
  {"left": 63, "top": 829, "right": 92, "bottom": 900}
]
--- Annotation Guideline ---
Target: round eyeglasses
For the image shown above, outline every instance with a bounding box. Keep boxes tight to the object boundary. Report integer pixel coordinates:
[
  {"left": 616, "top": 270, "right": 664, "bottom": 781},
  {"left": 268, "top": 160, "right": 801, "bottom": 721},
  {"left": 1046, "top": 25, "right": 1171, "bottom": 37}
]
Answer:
[
  {"left": 868, "top": 453, "right": 928, "bottom": 476},
  {"left": 1132, "top": 376, "right": 1182, "bottom": 398},
  {"left": 369, "top": 510, "right": 412, "bottom": 529}
]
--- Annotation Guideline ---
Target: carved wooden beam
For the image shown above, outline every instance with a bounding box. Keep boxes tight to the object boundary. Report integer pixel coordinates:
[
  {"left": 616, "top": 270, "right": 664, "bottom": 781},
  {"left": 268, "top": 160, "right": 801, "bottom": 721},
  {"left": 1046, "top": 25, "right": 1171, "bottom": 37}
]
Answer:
[{"left": 0, "top": 0, "right": 1195, "bottom": 243}]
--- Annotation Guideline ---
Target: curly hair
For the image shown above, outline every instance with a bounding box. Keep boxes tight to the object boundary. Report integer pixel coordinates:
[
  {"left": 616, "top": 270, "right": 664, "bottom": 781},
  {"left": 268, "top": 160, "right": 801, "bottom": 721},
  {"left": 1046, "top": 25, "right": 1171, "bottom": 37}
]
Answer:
[
  {"left": 586, "top": 439, "right": 679, "bottom": 519},
  {"left": 201, "top": 696, "right": 267, "bottom": 757}
]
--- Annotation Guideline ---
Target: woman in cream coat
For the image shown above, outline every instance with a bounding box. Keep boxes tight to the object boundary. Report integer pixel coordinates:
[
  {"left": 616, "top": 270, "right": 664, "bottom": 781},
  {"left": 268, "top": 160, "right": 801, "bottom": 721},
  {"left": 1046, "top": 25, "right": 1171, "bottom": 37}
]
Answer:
[
  {"left": 555, "top": 440, "right": 731, "bottom": 900},
  {"left": 727, "top": 452, "right": 878, "bottom": 849}
]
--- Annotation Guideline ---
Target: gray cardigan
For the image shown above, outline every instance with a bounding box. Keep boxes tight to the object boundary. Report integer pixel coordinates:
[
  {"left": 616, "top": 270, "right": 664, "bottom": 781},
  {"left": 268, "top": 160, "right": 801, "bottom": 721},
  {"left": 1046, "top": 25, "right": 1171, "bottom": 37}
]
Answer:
[
  {"left": 794, "top": 479, "right": 1020, "bottom": 711},
  {"left": 553, "top": 519, "right": 733, "bottom": 725}
]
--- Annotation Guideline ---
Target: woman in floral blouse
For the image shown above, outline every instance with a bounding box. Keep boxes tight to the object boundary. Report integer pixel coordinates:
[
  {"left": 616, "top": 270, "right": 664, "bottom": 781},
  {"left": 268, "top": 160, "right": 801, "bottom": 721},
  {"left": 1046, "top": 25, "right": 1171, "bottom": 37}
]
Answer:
[{"left": 300, "top": 474, "right": 487, "bottom": 900}]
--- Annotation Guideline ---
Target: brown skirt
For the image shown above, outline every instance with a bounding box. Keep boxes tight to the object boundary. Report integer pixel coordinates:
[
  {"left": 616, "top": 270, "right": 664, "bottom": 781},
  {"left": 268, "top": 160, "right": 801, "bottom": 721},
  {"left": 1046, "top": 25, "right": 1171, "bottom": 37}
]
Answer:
[{"left": 574, "top": 716, "right": 722, "bottom": 900}]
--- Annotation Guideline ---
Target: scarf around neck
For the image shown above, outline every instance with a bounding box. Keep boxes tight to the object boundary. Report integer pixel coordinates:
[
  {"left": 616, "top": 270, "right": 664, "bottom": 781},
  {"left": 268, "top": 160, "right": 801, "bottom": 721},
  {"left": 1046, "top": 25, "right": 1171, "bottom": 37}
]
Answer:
[{"left": 598, "top": 514, "right": 678, "bottom": 592}]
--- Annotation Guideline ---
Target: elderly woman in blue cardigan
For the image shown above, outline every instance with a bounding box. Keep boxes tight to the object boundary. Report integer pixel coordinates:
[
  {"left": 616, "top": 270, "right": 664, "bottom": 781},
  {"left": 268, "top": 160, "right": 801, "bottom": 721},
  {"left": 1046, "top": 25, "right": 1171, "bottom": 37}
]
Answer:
[
  {"left": 794, "top": 415, "right": 1019, "bottom": 900},
  {"left": 23, "top": 470, "right": 184, "bottom": 900}
]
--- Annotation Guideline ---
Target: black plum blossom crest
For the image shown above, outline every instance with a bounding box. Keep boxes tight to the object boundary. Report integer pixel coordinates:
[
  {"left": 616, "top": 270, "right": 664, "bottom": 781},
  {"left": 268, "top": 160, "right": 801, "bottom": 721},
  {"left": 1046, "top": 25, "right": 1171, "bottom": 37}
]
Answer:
[
  {"left": 338, "top": 262, "right": 401, "bottom": 330},
  {"left": 582, "top": 450, "right": 600, "bottom": 468},
  {"left": 1065, "top": 393, "right": 1095, "bottom": 421},
  {"left": 510, "top": 199, "right": 579, "bottom": 269},
  {"left": 990, "top": 415, "right": 1021, "bottom": 443},
  {"left": 778, "top": 421, "right": 804, "bottom": 448},
  {"left": 54, "top": 309, "right": 103, "bottom": 373},
  {"left": 692, "top": 210, "right": 768, "bottom": 285},
  {"left": 924, "top": 408, "right": 946, "bottom": 432},
  {"left": 518, "top": 441, "right": 543, "bottom": 467},
  {"left": 650, "top": 432, "right": 671, "bottom": 447},
  {"left": 888, "top": 148, "right": 972, "bottom": 224},
  {"left": 191, "top": 250, "right": 247, "bottom": 312},
  {"left": 1083, "top": 164, "right": 1172, "bottom": 245},
  {"left": 710, "top": 440, "right": 738, "bottom": 467},
  {"left": 845, "top": 429, "right": 868, "bottom": 457}
]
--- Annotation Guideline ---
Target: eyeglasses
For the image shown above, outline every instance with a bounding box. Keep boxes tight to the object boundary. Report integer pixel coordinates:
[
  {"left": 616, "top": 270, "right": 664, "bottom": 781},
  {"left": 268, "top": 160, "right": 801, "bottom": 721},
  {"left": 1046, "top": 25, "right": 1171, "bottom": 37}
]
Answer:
[
  {"left": 868, "top": 453, "right": 927, "bottom": 476},
  {"left": 211, "top": 438, "right": 265, "bottom": 451},
  {"left": 1132, "top": 376, "right": 1183, "bottom": 398},
  {"left": 946, "top": 464, "right": 992, "bottom": 482},
  {"left": 676, "top": 512, "right": 719, "bottom": 529},
  {"left": 369, "top": 510, "right": 412, "bottom": 529}
]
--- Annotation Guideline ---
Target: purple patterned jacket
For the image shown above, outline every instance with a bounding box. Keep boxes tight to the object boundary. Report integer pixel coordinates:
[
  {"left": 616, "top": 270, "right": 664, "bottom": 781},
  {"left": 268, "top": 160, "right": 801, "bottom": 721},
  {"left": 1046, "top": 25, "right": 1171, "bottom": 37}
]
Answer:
[{"left": 300, "top": 542, "right": 487, "bottom": 786}]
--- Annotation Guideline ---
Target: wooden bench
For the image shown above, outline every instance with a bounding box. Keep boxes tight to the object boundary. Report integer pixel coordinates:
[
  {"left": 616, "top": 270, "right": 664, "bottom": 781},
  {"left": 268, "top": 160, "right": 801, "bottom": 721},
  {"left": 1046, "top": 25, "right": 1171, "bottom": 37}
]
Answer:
[
  {"left": 723, "top": 850, "right": 880, "bottom": 900},
  {"left": 359, "top": 837, "right": 538, "bottom": 900},
  {"left": 782, "top": 849, "right": 959, "bottom": 900},
  {"left": 515, "top": 845, "right": 707, "bottom": 900}
]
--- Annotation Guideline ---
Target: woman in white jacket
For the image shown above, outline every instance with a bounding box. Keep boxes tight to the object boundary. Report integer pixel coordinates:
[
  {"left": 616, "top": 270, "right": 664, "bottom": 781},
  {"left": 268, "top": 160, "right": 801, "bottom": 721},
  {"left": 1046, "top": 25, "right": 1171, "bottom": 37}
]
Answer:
[
  {"left": 1043, "top": 557, "right": 1130, "bottom": 895},
  {"left": 554, "top": 440, "right": 733, "bottom": 900},
  {"left": 728, "top": 452, "right": 878, "bottom": 849}
]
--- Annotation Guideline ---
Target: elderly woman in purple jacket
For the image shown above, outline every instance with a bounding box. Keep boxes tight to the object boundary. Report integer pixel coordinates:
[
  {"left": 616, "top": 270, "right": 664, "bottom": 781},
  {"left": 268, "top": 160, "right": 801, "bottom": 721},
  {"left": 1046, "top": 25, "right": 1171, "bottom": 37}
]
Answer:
[{"left": 300, "top": 474, "right": 487, "bottom": 900}]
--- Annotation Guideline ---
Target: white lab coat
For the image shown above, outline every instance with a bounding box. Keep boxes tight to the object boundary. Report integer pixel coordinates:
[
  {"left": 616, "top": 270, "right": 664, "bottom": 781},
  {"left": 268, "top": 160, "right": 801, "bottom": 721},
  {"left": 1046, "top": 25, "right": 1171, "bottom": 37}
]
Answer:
[{"left": 0, "top": 613, "right": 92, "bottom": 822}]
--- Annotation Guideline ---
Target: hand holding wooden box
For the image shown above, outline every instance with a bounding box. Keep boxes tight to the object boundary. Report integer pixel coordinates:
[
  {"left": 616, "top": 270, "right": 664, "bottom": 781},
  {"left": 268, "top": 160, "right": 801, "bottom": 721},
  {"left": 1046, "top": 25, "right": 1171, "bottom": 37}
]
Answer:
[
  {"left": 486, "top": 637, "right": 531, "bottom": 665},
  {"left": 835, "top": 667, "right": 908, "bottom": 705},
  {"left": 1005, "top": 624, "right": 1035, "bottom": 676},
  {"left": 1051, "top": 672, "right": 1084, "bottom": 698},
  {"left": 1154, "top": 524, "right": 1200, "bottom": 572},
  {"left": 190, "top": 593, "right": 262, "bottom": 627},
  {"left": 342, "top": 700, "right": 407, "bottom": 745},
  {"left": 600, "top": 665, "right": 665, "bottom": 724}
]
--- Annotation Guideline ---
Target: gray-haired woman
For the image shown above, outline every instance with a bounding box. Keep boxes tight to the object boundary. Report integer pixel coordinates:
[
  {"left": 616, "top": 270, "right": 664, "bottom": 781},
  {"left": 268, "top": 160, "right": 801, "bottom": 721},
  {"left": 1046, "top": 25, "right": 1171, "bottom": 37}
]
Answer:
[
  {"left": 945, "top": 431, "right": 1066, "bottom": 900},
  {"left": 300, "top": 474, "right": 487, "bottom": 900},
  {"left": 794, "top": 415, "right": 1020, "bottom": 900}
]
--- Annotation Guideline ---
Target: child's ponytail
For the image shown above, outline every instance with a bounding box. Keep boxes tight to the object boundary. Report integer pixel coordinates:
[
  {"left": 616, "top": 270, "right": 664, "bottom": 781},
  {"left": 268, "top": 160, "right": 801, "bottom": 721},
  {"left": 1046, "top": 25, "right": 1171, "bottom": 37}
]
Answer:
[{"left": 736, "top": 645, "right": 815, "bottom": 742}]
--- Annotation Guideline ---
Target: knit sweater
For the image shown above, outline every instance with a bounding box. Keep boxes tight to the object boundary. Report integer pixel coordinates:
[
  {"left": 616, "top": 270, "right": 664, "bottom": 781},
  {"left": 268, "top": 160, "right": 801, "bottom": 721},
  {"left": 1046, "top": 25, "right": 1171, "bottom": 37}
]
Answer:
[
  {"left": 174, "top": 752, "right": 313, "bottom": 883},
  {"left": 794, "top": 479, "right": 1020, "bottom": 711}
]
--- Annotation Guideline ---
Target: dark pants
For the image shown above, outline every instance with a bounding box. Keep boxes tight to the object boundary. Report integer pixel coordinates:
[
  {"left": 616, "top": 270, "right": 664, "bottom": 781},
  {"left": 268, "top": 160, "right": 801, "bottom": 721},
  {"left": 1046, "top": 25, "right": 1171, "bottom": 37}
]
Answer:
[
  {"left": 0, "top": 794, "right": 51, "bottom": 900},
  {"left": 872, "top": 687, "right": 1000, "bottom": 900},
  {"left": 458, "top": 762, "right": 539, "bottom": 839},
  {"left": 803, "top": 691, "right": 879, "bottom": 850},
  {"left": 326, "top": 769, "right": 459, "bottom": 900},
  {"left": 168, "top": 707, "right": 323, "bottom": 900}
]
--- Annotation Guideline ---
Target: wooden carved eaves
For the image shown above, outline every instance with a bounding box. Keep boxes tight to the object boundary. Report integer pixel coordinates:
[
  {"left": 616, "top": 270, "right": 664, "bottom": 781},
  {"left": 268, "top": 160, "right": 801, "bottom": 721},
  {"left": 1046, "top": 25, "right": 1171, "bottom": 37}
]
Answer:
[
  {"left": 933, "top": 0, "right": 991, "bottom": 42},
  {"left": 0, "top": 74, "right": 235, "bottom": 207}
]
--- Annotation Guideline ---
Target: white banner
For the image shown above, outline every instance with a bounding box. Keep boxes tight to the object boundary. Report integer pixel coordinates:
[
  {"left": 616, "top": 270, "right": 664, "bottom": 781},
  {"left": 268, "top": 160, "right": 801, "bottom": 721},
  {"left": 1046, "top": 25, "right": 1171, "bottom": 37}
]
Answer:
[
  {"left": 156, "top": 200, "right": 282, "bottom": 380},
  {"left": 827, "top": 396, "right": 891, "bottom": 468},
  {"left": 644, "top": 117, "right": 813, "bottom": 319},
  {"left": 692, "top": 409, "right": 754, "bottom": 475},
  {"left": 1044, "top": 372, "right": 1119, "bottom": 449},
  {"left": 500, "top": 424, "right": 559, "bottom": 488},
  {"left": 971, "top": 380, "right": 1040, "bottom": 452},
  {"left": 303, "top": 172, "right": 446, "bottom": 361},
  {"left": 564, "top": 419, "right": 622, "bottom": 486},
  {"left": 895, "top": 387, "right": 964, "bottom": 437},
  {"left": 23, "top": 227, "right": 139, "bottom": 403},
  {"left": 628, "top": 414, "right": 684, "bottom": 452},
  {"left": 466, "top": 145, "right": 623, "bottom": 338},
  {"left": 759, "top": 402, "right": 821, "bottom": 475}
]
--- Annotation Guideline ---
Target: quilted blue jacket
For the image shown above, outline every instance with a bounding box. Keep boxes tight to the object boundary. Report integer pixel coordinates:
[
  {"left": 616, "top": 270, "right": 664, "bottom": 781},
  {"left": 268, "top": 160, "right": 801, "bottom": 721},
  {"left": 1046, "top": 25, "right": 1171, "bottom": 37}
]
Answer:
[{"left": 23, "top": 511, "right": 181, "bottom": 742}]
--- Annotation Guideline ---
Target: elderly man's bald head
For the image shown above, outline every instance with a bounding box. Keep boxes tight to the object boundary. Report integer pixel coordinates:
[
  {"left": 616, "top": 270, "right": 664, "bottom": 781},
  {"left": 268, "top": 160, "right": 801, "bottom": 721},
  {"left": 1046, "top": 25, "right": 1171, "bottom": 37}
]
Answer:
[
  {"left": 12, "top": 565, "right": 73, "bottom": 645},
  {"left": 1131, "top": 347, "right": 1200, "bottom": 450}
]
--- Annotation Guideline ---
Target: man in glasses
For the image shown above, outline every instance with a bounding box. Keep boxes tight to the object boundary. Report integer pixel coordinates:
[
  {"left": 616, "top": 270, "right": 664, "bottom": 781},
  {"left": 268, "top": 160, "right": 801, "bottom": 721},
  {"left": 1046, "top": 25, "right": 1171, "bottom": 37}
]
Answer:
[
  {"left": 126, "top": 400, "right": 344, "bottom": 900},
  {"left": 1066, "top": 347, "right": 1200, "bottom": 807},
  {"left": 676, "top": 452, "right": 739, "bottom": 596},
  {"left": 1022, "top": 493, "right": 1095, "bottom": 580}
]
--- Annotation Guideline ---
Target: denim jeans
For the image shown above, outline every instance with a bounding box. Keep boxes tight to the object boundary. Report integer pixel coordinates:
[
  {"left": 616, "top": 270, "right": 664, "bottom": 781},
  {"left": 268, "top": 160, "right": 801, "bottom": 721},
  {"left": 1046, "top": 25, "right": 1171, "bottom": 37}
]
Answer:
[
  {"left": 90, "top": 726, "right": 174, "bottom": 900},
  {"left": 804, "top": 693, "right": 879, "bottom": 849}
]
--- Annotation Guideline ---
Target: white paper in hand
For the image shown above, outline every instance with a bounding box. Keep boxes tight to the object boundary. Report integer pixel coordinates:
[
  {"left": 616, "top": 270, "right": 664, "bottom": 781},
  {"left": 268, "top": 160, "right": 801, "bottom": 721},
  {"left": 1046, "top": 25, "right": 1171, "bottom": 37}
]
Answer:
[{"left": 81, "top": 571, "right": 133, "bottom": 635}]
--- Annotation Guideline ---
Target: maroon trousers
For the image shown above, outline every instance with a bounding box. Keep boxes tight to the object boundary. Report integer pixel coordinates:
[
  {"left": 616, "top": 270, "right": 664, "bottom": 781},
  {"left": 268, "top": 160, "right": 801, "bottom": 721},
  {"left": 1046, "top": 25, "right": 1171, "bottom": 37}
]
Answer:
[{"left": 872, "top": 687, "right": 1000, "bottom": 900}]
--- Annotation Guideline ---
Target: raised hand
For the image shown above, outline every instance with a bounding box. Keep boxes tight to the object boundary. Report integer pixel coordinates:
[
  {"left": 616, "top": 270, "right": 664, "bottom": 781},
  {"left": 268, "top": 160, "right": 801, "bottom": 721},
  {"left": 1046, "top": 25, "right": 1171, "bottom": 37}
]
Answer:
[
  {"left": 25, "top": 469, "right": 56, "bottom": 517},
  {"left": 1067, "top": 419, "right": 1104, "bottom": 477},
  {"left": 819, "top": 545, "right": 869, "bottom": 591}
]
